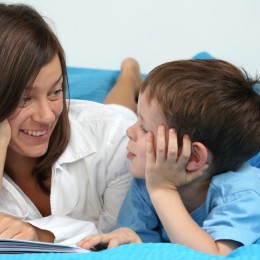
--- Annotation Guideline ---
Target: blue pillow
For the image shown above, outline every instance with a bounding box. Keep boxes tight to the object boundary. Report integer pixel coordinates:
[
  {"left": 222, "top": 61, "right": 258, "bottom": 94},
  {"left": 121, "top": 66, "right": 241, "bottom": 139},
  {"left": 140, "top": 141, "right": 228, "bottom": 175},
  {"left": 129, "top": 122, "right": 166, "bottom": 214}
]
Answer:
[
  {"left": 67, "top": 66, "right": 120, "bottom": 103},
  {"left": 192, "top": 52, "right": 215, "bottom": 59},
  {"left": 67, "top": 52, "right": 215, "bottom": 103}
]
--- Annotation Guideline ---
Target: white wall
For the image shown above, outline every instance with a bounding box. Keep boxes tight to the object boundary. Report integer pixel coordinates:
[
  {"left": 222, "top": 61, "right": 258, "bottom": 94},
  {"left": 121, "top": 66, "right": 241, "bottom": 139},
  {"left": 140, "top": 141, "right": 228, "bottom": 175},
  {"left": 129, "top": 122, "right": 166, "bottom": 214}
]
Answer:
[{"left": 4, "top": 0, "right": 260, "bottom": 75}]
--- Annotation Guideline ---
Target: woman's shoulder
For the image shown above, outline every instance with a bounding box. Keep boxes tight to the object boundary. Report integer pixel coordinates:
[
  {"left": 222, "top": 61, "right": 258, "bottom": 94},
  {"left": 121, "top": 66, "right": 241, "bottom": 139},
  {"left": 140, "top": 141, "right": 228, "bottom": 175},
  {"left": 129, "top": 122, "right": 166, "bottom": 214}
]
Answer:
[
  {"left": 68, "top": 99, "right": 117, "bottom": 118},
  {"left": 67, "top": 99, "right": 136, "bottom": 124}
]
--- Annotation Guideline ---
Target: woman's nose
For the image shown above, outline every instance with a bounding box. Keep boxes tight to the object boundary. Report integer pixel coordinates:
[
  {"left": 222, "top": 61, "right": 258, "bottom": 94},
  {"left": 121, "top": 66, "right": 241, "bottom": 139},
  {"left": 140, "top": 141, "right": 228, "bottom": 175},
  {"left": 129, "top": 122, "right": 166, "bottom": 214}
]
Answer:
[{"left": 31, "top": 100, "right": 56, "bottom": 124}]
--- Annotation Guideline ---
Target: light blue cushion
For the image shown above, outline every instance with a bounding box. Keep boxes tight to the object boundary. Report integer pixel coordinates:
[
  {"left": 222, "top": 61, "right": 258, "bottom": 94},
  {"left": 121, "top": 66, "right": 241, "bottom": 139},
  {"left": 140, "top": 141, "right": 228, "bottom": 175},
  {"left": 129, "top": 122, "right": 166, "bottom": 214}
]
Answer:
[
  {"left": 192, "top": 52, "right": 215, "bottom": 59},
  {"left": 67, "top": 52, "right": 214, "bottom": 103},
  {"left": 67, "top": 66, "right": 120, "bottom": 103}
]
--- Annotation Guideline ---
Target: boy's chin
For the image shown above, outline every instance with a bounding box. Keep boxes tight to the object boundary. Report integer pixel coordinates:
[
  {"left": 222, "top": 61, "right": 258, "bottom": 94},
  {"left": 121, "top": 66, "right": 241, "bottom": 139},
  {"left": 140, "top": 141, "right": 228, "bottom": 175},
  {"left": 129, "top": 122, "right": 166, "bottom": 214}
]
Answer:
[{"left": 131, "top": 171, "right": 145, "bottom": 179}]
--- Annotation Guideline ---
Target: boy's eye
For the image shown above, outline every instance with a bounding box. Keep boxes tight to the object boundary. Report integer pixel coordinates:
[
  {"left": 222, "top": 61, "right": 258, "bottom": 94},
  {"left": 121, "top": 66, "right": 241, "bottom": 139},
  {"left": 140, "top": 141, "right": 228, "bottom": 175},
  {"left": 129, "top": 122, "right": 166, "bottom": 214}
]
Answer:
[{"left": 140, "top": 125, "right": 148, "bottom": 133}]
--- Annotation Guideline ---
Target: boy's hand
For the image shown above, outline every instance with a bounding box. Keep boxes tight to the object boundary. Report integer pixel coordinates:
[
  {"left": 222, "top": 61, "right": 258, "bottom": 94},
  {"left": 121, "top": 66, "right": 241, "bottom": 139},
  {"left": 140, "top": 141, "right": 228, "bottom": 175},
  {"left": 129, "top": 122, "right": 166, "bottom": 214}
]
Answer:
[
  {"left": 0, "top": 213, "right": 54, "bottom": 242},
  {"left": 145, "top": 126, "right": 195, "bottom": 192},
  {"left": 76, "top": 227, "right": 142, "bottom": 250}
]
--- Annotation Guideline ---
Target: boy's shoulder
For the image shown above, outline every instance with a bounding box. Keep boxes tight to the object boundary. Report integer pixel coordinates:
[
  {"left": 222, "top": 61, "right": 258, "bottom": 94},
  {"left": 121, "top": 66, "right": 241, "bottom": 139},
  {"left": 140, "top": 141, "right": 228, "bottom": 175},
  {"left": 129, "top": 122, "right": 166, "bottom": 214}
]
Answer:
[{"left": 209, "top": 163, "right": 260, "bottom": 197}]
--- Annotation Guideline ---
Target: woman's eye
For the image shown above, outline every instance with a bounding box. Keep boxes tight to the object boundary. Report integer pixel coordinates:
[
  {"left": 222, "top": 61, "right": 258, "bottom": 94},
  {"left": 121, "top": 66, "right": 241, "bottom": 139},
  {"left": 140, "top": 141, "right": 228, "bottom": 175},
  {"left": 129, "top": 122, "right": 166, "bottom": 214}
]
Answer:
[{"left": 49, "top": 89, "right": 63, "bottom": 100}]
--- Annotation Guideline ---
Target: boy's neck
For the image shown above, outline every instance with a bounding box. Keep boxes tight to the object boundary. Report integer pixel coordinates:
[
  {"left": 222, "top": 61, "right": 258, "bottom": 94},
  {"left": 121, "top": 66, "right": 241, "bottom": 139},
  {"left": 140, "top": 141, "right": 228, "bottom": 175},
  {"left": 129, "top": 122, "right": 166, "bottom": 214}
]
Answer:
[{"left": 179, "top": 178, "right": 211, "bottom": 213}]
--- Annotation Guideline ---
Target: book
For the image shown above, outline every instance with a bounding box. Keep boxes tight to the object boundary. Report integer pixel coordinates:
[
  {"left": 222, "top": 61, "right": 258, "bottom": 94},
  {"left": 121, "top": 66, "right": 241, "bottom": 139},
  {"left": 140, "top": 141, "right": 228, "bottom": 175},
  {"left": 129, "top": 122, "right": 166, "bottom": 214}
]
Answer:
[{"left": 0, "top": 238, "right": 90, "bottom": 254}]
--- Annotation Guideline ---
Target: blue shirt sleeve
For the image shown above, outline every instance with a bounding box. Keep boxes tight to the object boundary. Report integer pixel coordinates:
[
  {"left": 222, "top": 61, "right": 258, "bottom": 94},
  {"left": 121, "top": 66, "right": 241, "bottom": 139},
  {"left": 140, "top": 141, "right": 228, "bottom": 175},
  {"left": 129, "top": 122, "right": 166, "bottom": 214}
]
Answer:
[
  {"left": 203, "top": 164, "right": 260, "bottom": 245},
  {"left": 115, "top": 178, "right": 165, "bottom": 242}
]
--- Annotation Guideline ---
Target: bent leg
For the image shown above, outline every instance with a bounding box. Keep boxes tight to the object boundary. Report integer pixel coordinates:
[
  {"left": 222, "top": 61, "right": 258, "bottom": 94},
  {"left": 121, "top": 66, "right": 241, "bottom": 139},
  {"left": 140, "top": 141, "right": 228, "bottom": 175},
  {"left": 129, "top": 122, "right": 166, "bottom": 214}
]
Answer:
[{"left": 103, "top": 58, "right": 142, "bottom": 114}]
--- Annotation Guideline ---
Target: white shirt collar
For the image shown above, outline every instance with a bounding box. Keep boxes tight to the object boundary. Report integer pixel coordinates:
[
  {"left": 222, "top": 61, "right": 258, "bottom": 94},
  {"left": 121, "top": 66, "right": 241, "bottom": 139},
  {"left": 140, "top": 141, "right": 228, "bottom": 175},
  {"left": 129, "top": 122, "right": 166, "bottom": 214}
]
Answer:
[{"left": 56, "top": 119, "right": 97, "bottom": 165}]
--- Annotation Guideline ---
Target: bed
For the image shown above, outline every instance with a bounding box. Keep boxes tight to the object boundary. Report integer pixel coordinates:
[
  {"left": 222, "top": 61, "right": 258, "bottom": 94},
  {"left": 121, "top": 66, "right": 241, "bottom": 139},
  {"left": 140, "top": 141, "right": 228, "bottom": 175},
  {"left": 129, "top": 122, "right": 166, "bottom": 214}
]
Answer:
[{"left": 2, "top": 52, "right": 259, "bottom": 259}]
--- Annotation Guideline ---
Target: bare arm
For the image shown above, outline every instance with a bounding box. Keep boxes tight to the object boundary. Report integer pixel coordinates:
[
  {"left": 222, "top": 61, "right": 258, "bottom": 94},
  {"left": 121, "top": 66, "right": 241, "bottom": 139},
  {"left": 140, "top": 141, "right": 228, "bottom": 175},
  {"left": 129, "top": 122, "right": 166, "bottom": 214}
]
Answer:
[
  {"left": 0, "top": 119, "right": 11, "bottom": 190},
  {"left": 145, "top": 126, "right": 240, "bottom": 256},
  {"left": 0, "top": 213, "right": 54, "bottom": 242}
]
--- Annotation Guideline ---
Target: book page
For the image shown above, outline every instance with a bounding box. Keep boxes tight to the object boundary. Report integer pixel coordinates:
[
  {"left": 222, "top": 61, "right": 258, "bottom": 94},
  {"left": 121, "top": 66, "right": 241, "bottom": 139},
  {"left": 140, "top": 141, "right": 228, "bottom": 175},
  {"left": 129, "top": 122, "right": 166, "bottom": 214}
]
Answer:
[{"left": 0, "top": 238, "right": 90, "bottom": 254}]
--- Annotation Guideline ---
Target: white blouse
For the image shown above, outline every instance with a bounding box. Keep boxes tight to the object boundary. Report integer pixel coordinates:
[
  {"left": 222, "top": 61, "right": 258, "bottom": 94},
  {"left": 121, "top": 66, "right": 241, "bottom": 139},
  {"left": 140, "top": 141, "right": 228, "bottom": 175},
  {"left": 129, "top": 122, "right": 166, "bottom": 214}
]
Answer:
[{"left": 0, "top": 100, "right": 136, "bottom": 244}]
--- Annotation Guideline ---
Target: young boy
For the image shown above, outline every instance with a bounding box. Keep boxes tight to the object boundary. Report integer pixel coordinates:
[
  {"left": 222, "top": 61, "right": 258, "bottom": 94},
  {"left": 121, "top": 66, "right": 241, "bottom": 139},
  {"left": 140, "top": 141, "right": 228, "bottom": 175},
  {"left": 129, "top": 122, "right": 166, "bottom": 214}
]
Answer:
[{"left": 77, "top": 59, "right": 260, "bottom": 256}]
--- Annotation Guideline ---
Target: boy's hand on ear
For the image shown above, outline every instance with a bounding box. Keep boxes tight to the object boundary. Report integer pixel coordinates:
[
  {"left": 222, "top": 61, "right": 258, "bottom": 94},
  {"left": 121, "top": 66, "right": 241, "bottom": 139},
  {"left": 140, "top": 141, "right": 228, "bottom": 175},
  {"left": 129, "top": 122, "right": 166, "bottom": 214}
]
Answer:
[{"left": 145, "top": 126, "right": 194, "bottom": 193}]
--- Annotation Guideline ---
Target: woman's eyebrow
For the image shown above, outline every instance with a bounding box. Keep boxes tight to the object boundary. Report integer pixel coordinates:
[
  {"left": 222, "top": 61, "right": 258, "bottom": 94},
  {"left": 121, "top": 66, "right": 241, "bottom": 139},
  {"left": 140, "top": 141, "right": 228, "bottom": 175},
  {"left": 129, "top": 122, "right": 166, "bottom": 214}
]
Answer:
[
  {"left": 52, "top": 75, "right": 63, "bottom": 86},
  {"left": 26, "top": 74, "right": 63, "bottom": 89}
]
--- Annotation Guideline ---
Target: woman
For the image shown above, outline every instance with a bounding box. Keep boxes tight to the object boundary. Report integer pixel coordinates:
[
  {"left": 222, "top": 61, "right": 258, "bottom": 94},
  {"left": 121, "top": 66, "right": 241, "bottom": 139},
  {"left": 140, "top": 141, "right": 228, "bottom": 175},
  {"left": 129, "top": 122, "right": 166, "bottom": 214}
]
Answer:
[{"left": 0, "top": 3, "right": 141, "bottom": 244}]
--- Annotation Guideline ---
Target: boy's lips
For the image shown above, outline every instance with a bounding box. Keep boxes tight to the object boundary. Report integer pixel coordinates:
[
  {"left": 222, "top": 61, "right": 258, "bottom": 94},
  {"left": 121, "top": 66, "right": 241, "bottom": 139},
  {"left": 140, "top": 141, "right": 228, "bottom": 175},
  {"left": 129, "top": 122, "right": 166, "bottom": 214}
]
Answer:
[{"left": 127, "top": 151, "right": 136, "bottom": 159}]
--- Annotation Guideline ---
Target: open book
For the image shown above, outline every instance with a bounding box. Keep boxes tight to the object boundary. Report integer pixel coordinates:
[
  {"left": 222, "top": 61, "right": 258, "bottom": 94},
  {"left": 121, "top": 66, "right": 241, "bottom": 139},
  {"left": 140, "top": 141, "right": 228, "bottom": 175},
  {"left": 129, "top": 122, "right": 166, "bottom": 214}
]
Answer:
[{"left": 0, "top": 238, "right": 90, "bottom": 254}]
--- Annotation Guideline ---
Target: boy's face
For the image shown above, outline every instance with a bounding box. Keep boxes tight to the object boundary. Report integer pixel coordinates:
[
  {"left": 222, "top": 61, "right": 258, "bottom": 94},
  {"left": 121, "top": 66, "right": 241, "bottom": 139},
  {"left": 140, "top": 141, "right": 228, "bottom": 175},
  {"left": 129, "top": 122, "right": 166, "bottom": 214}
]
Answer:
[{"left": 126, "top": 92, "right": 166, "bottom": 178}]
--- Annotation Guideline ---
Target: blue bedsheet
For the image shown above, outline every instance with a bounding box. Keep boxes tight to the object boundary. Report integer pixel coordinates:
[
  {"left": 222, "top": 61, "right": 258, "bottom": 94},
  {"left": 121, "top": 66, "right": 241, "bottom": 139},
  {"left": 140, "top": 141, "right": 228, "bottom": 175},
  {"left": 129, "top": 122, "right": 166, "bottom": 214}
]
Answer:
[{"left": 1, "top": 243, "right": 260, "bottom": 259}]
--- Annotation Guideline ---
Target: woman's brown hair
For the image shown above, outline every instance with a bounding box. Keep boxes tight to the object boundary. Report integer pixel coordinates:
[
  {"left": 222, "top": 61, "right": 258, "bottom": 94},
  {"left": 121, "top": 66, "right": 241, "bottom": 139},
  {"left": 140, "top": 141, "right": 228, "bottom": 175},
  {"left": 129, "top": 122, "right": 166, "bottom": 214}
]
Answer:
[{"left": 0, "top": 4, "right": 70, "bottom": 193}]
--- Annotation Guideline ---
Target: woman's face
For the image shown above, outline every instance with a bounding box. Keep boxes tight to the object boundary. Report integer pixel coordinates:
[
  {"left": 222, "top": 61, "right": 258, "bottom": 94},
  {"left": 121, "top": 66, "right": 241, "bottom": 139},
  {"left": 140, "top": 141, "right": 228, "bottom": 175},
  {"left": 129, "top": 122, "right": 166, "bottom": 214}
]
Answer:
[{"left": 7, "top": 54, "right": 64, "bottom": 158}]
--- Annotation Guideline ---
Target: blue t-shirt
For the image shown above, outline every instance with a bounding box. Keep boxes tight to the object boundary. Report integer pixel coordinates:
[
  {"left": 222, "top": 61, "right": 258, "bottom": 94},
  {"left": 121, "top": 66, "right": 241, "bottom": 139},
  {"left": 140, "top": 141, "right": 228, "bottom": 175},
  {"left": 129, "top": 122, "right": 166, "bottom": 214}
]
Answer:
[
  {"left": 249, "top": 152, "right": 260, "bottom": 168},
  {"left": 115, "top": 163, "right": 260, "bottom": 245}
]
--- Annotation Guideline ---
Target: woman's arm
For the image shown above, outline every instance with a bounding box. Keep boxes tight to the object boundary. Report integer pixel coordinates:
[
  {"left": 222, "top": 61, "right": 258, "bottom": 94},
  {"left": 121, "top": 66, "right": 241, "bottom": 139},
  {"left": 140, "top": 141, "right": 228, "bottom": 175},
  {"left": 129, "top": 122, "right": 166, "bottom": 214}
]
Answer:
[
  {"left": 0, "top": 119, "right": 11, "bottom": 189},
  {"left": 0, "top": 212, "right": 54, "bottom": 242}
]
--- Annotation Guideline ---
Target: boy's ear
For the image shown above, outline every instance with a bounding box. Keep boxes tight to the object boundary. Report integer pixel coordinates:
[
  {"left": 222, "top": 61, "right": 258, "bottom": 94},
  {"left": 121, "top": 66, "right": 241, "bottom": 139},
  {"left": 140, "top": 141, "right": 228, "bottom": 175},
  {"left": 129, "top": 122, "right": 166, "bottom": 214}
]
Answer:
[{"left": 186, "top": 142, "right": 209, "bottom": 172}]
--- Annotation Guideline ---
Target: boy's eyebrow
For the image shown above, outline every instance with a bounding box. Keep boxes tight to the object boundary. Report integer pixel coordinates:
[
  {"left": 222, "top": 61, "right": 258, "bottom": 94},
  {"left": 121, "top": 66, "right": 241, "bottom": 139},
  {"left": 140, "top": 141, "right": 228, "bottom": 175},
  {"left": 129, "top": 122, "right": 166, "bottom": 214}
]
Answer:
[
  {"left": 138, "top": 113, "right": 144, "bottom": 122},
  {"left": 139, "top": 113, "right": 149, "bottom": 126}
]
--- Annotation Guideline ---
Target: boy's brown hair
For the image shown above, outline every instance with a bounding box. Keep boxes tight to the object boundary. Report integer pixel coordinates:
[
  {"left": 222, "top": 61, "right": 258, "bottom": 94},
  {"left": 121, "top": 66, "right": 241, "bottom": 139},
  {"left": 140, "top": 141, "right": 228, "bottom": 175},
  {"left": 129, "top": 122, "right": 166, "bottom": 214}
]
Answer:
[{"left": 141, "top": 59, "right": 260, "bottom": 175}]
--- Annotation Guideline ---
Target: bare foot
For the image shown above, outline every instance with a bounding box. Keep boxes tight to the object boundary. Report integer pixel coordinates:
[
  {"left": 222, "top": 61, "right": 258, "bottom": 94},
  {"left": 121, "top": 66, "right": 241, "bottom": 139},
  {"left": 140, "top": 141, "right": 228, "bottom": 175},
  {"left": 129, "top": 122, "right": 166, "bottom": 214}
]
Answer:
[
  {"left": 120, "top": 58, "right": 142, "bottom": 98},
  {"left": 103, "top": 58, "right": 142, "bottom": 113}
]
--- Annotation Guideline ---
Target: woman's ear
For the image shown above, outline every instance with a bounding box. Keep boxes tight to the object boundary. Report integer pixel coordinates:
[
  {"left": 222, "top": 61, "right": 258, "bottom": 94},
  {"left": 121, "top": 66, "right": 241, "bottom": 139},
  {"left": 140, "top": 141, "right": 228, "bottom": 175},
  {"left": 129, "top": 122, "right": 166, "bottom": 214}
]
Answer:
[{"left": 186, "top": 142, "right": 209, "bottom": 172}]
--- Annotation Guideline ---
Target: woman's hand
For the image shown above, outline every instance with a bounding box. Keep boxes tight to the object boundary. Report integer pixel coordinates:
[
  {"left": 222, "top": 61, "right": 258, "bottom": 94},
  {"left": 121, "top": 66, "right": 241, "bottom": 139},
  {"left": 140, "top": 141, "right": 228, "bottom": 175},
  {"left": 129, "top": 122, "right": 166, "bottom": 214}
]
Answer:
[
  {"left": 0, "top": 213, "right": 54, "bottom": 242},
  {"left": 0, "top": 119, "right": 11, "bottom": 147},
  {"left": 145, "top": 126, "right": 194, "bottom": 193},
  {"left": 0, "top": 120, "right": 12, "bottom": 189},
  {"left": 77, "top": 227, "right": 142, "bottom": 250}
]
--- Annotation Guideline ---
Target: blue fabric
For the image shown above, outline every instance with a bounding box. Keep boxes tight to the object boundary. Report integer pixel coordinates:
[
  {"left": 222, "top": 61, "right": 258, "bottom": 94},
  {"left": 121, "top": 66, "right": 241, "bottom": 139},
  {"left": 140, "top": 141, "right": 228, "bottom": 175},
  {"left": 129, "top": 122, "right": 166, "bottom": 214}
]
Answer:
[
  {"left": 204, "top": 164, "right": 260, "bottom": 245},
  {"left": 67, "top": 67, "right": 120, "bottom": 103},
  {"left": 66, "top": 52, "right": 214, "bottom": 104},
  {"left": 67, "top": 67, "right": 146, "bottom": 104},
  {"left": 192, "top": 52, "right": 215, "bottom": 59},
  {"left": 116, "top": 164, "right": 260, "bottom": 246},
  {"left": 249, "top": 153, "right": 260, "bottom": 168},
  {"left": 1, "top": 243, "right": 260, "bottom": 259}
]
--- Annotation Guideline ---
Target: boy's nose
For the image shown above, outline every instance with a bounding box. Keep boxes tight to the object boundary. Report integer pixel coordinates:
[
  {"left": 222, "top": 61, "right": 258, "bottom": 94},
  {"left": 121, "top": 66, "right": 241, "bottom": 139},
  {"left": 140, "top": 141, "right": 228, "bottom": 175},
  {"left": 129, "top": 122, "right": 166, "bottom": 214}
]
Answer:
[{"left": 126, "top": 124, "right": 136, "bottom": 141}]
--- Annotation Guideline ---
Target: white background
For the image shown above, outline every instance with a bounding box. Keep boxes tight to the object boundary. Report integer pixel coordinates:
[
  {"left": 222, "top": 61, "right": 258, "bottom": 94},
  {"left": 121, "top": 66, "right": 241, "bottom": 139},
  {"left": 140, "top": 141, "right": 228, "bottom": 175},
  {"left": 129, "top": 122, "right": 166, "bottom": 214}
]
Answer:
[{"left": 4, "top": 0, "right": 260, "bottom": 75}]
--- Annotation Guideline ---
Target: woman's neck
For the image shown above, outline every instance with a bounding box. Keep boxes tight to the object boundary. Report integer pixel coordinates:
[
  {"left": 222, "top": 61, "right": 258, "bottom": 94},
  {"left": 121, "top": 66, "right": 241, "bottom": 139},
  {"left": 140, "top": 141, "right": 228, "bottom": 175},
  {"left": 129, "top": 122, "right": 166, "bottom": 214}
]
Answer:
[
  {"left": 5, "top": 148, "right": 37, "bottom": 181},
  {"left": 5, "top": 148, "right": 52, "bottom": 216}
]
